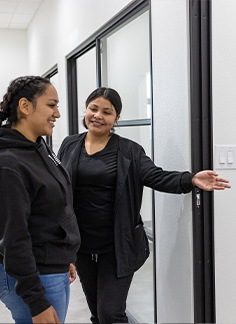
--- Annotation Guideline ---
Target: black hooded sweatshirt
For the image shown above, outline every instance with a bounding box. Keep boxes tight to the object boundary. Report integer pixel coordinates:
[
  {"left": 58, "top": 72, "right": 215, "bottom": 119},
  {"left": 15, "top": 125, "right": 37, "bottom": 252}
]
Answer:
[{"left": 0, "top": 127, "right": 80, "bottom": 317}]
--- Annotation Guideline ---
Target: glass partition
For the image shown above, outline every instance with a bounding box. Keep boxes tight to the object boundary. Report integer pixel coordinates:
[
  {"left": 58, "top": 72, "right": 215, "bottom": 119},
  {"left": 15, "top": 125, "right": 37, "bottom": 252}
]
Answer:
[
  {"left": 127, "top": 240, "right": 154, "bottom": 323},
  {"left": 101, "top": 9, "right": 155, "bottom": 320},
  {"left": 76, "top": 47, "right": 97, "bottom": 132},
  {"left": 101, "top": 10, "right": 151, "bottom": 122}
]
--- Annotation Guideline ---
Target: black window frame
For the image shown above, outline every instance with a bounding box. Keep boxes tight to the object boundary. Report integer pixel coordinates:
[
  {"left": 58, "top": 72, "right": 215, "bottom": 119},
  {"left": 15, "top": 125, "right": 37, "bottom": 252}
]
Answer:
[
  {"left": 42, "top": 64, "right": 58, "bottom": 149},
  {"left": 189, "top": 0, "right": 215, "bottom": 322}
]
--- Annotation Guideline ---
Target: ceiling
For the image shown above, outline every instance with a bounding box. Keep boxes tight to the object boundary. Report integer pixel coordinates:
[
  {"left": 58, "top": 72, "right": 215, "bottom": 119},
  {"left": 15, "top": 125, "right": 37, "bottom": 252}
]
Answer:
[{"left": 0, "top": 0, "right": 43, "bottom": 29}]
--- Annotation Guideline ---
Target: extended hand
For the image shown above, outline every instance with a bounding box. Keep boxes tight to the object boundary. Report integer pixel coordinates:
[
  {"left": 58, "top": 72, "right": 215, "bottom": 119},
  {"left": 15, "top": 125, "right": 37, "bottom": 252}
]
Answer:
[
  {"left": 32, "top": 306, "right": 61, "bottom": 324},
  {"left": 192, "top": 170, "right": 231, "bottom": 191}
]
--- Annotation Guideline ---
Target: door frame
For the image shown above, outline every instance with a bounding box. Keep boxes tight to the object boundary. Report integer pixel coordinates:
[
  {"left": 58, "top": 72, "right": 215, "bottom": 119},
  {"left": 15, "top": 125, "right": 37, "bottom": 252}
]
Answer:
[{"left": 189, "top": 0, "right": 215, "bottom": 322}]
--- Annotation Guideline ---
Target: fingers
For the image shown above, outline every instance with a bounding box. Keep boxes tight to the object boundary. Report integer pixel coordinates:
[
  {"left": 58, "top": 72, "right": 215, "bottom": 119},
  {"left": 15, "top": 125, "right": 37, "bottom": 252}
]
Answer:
[
  {"left": 32, "top": 306, "right": 61, "bottom": 324},
  {"left": 216, "top": 183, "right": 231, "bottom": 189},
  {"left": 207, "top": 170, "right": 218, "bottom": 176},
  {"left": 215, "top": 177, "right": 230, "bottom": 184},
  {"left": 215, "top": 177, "right": 231, "bottom": 189},
  {"left": 69, "top": 274, "right": 76, "bottom": 283},
  {"left": 213, "top": 181, "right": 231, "bottom": 190},
  {"left": 203, "top": 171, "right": 231, "bottom": 190},
  {"left": 69, "top": 263, "right": 76, "bottom": 283}
]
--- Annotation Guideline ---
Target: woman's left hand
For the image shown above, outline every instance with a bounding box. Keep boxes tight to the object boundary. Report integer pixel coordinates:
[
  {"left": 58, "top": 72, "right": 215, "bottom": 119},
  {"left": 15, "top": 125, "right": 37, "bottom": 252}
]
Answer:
[
  {"left": 192, "top": 170, "right": 231, "bottom": 191},
  {"left": 68, "top": 263, "right": 76, "bottom": 283}
]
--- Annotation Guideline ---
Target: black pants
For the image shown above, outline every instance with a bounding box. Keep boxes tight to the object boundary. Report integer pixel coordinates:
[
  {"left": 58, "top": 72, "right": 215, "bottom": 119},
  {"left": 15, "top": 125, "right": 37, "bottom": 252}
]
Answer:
[{"left": 76, "top": 251, "right": 133, "bottom": 324}]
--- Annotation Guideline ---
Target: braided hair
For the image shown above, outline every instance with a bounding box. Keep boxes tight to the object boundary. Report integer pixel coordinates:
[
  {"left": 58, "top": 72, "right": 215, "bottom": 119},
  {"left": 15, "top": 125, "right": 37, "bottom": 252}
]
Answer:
[{"left": 0, "top": 76, "right": 51, "bottom": 126}]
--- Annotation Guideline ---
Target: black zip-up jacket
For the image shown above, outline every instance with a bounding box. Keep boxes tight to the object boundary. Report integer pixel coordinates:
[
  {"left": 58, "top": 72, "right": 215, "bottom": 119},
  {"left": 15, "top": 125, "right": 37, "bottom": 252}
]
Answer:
[
  {"left": 58, "top": 132, "right": 194, "bottom": 277},
  {"left": 0, "top": 127, "right": 81, "bottom": 316}
]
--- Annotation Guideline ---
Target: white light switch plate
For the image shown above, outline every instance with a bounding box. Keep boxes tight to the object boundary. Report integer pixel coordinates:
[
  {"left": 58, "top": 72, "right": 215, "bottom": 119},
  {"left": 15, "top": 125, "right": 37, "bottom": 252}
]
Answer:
[{"left": 214, "top": 145, "right": 236, "bottom": 169}]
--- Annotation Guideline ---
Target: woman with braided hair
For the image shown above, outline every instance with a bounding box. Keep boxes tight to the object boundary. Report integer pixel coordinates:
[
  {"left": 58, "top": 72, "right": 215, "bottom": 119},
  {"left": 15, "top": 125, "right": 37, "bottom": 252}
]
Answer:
[{"left": 0, "top": 76, "right": 80, "bottom": 323}]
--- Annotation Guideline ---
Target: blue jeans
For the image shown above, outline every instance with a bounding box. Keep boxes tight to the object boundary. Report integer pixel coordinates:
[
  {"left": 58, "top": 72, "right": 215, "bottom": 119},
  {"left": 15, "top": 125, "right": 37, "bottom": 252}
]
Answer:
[{"left": 0, "top": 264, "right": 70, "bottom": 324}]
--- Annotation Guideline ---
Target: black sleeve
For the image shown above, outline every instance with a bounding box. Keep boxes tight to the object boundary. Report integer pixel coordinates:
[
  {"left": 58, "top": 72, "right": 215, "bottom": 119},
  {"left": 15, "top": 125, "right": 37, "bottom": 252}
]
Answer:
[
  {"left": 0, "top": 167, "right": 51, "bottom": 316},
  {"left": 137, "top": 147, "right": 194, "bottom": 194}
]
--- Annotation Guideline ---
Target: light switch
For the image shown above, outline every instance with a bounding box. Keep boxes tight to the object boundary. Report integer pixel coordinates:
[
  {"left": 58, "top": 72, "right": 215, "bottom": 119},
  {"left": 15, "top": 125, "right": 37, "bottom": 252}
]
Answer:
[
  {"left": 214, "top": 145, "right": 236, "bottom": 169},
  {"left": 219, "top": 150, "right": 226, "bottom": 164},
  {"left": 227, "top": 150, "right": 234, "bottom": 164}
]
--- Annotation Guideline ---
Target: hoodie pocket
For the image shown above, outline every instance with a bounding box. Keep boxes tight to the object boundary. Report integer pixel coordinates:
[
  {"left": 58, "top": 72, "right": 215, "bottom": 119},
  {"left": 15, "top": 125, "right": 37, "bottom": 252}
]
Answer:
[
  {"left": 59, "top": 214, "right": 81, "bottom": 245},
  {"left": 44, "top": 215, "right": 81, "bottom": 265}
]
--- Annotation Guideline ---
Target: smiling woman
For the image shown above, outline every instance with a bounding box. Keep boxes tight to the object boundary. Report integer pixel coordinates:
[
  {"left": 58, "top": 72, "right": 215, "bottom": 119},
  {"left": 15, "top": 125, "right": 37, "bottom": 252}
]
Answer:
[
  {"left": 17, "top": 85, "right": 60, "bottom": 142},
  {"left": 0, "top": 75, "right": 81, "bottom": 324},
  {"left": 0, "top": 76, "right": 60, "bottom": 142}
]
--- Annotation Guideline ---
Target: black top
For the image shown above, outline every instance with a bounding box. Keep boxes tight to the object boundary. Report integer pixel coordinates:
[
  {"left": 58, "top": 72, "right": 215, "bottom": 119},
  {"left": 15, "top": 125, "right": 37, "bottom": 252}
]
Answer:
[
  {"left": 0, "top": 127, "right": 80, "bottom": 316},
  {"left": 74, "top": 135, "right": 118, "bottom": 253}
]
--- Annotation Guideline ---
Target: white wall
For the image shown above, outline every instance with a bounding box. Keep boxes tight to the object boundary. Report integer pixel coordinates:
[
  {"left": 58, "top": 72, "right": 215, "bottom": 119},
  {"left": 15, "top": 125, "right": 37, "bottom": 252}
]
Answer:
[
  {"left": 212, "top": 0, "right": 236, "bottom": 322},
  {"left": 0, "top": 29, "right": 28, "bottom": 99},
  {"left": 151, "top": 0, "right": 193, "bottom": 322}
]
